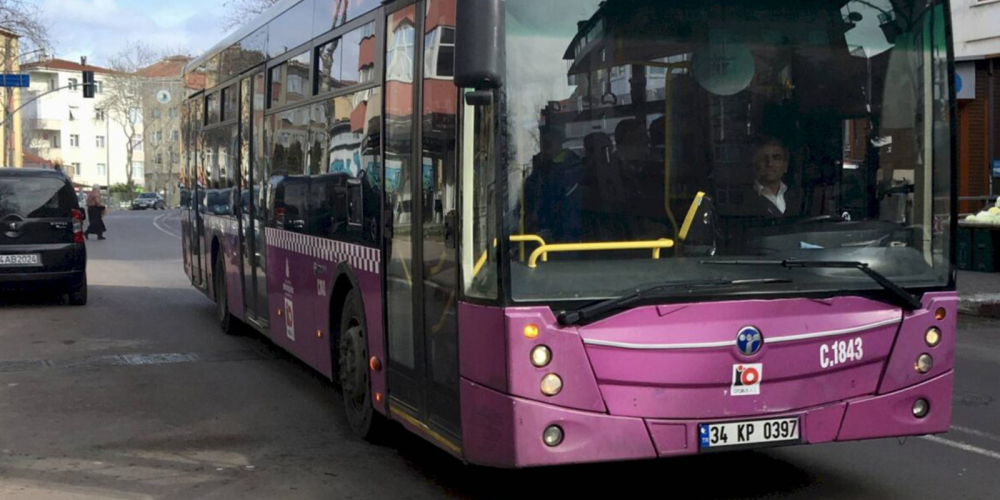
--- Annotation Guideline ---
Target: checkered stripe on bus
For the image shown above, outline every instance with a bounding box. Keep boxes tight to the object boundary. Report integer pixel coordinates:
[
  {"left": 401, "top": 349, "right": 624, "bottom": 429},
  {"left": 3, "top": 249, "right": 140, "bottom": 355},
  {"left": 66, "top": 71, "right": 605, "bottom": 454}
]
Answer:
[{"left": 266, "top": 228, "right": 381, "bottom": 275}]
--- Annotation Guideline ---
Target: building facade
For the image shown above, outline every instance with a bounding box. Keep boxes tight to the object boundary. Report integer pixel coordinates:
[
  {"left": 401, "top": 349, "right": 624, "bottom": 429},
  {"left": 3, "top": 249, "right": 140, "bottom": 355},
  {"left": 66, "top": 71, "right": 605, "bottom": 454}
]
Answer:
[
  {"left": 952, "top": 0, "right": 1000, "bottom": 213},
  {"left": 21, "top": 59, "right": 143, "bottom": 188},
  {"left": 139, "top": 56, "right": 192, "bottom": 205}
]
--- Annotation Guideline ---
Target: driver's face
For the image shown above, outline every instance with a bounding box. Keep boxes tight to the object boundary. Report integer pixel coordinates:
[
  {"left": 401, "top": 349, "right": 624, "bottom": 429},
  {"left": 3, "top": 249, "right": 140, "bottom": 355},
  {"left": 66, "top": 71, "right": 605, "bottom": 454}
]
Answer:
[{"left": 754, "top": 145, "right": 789, "bottom": 184}]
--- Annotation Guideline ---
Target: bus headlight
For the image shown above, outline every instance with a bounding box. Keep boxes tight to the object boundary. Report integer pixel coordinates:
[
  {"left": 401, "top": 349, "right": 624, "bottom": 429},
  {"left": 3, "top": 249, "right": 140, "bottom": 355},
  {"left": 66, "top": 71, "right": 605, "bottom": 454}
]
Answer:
[
  {"left": 925, "top": 328, "right": 942, "bottom": 348},
  {"left": 543, "top": 425, "right": 564, "bottom": 447},
  {"left": 913, "top": 399, "right": 930, "bottom": 418},
  {"left": 540, "top": 374, "right": 563, "bottom": 396},
  {"left": 531, "top": 345, "right": 552, "bottom": 368},
  {"left": 915, "top": 354, "right": 934, "bottom": 374}
]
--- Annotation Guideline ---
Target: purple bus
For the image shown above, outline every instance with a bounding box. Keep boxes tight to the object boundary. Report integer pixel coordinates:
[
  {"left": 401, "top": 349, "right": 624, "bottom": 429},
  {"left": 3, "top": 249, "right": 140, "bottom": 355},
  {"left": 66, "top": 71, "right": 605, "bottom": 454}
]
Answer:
[{"left": 180, "top": 0, "right": 958, "bottom": 467}]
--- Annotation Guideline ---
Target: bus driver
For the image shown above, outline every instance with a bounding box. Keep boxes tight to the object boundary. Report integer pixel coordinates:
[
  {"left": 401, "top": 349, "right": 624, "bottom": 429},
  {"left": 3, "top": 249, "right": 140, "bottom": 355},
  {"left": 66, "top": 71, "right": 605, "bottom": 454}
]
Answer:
[{"left": 746, "top": 137, "right": 802, "bottom": 217}]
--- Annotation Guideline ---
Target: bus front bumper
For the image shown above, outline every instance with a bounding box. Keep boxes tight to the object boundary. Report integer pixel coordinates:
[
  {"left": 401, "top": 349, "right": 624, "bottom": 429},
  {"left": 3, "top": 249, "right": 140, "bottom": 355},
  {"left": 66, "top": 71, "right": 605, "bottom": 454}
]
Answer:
[{"left": 460, "top": 370, "right": 953, "bottom": 468}]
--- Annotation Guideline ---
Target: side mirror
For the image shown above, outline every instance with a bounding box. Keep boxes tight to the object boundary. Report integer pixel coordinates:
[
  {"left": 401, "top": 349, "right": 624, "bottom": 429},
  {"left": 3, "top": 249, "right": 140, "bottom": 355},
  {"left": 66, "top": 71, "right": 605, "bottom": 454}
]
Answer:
[{"left": 455, "top": 0, "right": 505, "bottom": 90}]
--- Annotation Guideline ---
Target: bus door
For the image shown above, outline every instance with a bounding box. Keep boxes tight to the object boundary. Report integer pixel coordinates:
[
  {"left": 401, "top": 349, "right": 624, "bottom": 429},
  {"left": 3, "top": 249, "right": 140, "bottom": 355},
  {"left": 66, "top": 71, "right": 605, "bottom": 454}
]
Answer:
[
  {"left": 383, "top": 0, "right": 462, "bottom": 448},
  {"left": 242, "top": 71, "right": 269, "bottom": 326},
  {"left": 191, "top": 98, "right": 206, "bottom": 289}
]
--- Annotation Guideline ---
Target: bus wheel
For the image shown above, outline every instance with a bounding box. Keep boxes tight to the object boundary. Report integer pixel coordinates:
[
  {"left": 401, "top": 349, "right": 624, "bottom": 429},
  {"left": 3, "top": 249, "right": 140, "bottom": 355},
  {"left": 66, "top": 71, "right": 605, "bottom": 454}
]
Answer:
[
  {"left": 338, "top": 293, "right": 386, "bottom": 441},
  {"left": 214, "top": 253, "right": 236, "bottom": 335}
]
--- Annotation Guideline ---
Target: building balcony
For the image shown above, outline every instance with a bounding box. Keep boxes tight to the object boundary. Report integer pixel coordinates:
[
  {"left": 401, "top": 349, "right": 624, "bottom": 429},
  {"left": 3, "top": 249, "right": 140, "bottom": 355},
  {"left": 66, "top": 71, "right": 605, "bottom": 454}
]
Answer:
[{"left": 26, "top": 118, "right": 62, "bottom": 131}]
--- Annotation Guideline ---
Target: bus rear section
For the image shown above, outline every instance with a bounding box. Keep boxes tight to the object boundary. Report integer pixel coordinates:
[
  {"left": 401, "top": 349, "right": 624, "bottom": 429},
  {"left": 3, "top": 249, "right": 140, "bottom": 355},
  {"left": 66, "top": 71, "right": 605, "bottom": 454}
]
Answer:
[{"left": 454, "top": 0, "right": 957, "bottom": 467}]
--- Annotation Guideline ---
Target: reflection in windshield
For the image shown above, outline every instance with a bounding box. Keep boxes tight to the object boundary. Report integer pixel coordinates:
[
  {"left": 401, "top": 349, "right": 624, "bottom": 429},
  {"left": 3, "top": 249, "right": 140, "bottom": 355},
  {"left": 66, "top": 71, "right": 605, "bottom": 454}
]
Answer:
[{"left": 502, "top": 0, "right": 952, "bottom": 301}]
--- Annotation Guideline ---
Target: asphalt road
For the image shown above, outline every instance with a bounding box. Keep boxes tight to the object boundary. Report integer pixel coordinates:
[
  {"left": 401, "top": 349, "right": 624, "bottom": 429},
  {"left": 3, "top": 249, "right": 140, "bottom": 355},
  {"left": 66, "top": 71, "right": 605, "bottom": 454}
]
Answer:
[{"left": 0, "top": 210, "right": 998, "bottom": 499}]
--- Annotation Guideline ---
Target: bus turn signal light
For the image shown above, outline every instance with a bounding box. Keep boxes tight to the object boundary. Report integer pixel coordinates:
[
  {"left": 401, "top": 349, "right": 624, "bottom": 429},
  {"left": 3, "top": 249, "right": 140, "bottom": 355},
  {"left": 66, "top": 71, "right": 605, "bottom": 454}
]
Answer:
[
  {"left": 935, "top": 308, "right": 946, "bottom": 321},
  {"left": 370, "top": 357, "right": 382, "bottom": 372},
  {"left": 524, "top": 324, "right": 540, "bottom": 339}
]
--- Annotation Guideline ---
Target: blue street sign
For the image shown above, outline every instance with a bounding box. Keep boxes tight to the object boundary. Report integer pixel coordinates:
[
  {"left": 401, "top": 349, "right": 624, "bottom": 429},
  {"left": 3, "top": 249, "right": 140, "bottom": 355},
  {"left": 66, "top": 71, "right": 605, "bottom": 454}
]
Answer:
[{"left": 0, "top": 74, "right": 30, "bottom": 88}]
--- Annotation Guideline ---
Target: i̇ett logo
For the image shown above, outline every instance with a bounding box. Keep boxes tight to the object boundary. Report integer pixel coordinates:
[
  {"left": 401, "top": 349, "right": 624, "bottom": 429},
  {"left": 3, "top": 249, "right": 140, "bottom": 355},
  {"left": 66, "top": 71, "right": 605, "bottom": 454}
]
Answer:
[{"left": 731, "top": 364, "right": 762, "bottom": 396}]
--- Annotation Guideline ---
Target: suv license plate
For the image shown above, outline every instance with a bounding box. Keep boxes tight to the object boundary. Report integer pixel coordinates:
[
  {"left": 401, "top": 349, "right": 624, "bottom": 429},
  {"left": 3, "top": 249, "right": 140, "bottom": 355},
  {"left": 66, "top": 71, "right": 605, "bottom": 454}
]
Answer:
[
  {"left": 699, "top": 417, "right": 800, "bottom": 451},
  {"left": 0, "top": 254, "right": 41, "bottom": 266}
]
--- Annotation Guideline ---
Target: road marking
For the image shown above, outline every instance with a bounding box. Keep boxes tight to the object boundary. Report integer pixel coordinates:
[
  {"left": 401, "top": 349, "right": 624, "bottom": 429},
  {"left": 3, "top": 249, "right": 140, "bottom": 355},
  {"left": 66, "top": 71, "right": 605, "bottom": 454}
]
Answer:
[
  {"left": 950, "top": 425, "right": 1000, "bottom": 444},
  {"left": 922, "top": 435, "right": 1000, "bottom": 461},
  {"left": 153, "top": 212, "right": 181, "bottom": 239}
]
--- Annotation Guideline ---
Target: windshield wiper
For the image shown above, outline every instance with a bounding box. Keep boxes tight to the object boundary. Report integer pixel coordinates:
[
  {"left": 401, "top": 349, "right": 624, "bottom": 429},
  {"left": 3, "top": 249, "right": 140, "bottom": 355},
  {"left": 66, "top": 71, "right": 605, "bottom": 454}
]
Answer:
[
  {"left": 700, "top": 259, "right": 922, "bottom": 311},
  {"left": 557, "top": 278, "right": 792, "bottom": 326}
]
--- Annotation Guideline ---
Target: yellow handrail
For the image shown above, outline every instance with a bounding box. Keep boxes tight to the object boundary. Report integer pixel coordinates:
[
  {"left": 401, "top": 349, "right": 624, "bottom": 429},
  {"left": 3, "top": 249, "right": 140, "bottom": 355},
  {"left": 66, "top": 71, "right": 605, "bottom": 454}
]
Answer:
[
  {"left": 510, "top": 234, "right": 548, "bottom": 262},
  {"left": 679, "top": 191, "right": 706, "bottom": 241},
  {"left": 528, "top": 239, "right": 675, "bottom": 268},
  {"left": 472, "top": 250, "right": 489, "bottom": 277}
]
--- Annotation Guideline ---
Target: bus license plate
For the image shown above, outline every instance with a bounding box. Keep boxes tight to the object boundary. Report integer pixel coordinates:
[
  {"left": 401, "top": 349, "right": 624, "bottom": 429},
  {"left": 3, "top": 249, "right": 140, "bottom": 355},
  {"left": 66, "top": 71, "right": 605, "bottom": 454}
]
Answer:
[
  {"left": 699, "top": 417, "right": 799, "bottom": 450},
  {"left": 0, "top": 254, "right": 40, "bottom": 266}
]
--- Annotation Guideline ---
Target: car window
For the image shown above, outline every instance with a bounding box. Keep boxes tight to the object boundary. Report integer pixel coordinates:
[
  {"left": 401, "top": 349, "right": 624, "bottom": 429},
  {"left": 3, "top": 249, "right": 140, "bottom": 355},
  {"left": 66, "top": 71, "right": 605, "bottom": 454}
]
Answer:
[{"left": 0, "top": 177, "right": 75, "bottom": 219}]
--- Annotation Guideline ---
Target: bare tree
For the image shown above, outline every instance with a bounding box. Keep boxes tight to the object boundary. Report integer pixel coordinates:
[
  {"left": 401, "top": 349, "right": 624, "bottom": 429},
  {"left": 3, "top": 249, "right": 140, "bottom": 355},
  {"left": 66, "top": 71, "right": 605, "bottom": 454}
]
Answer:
[
  {"left": 222, "top": 0, "right": 280, "bottom": 32},
  {"left": 103, "top": 41, "right": 159, "bottom": 199},
  {"left": 0, "top": 0, "right": 51, "bottom": 167}
]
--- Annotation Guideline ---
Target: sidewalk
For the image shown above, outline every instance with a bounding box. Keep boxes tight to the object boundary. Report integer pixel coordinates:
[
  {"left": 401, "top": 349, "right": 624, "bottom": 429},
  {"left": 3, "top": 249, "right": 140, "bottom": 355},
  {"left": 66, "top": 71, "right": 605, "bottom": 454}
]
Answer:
[{"left": 958, "top": 271, "right": 1000, "bottom": 318}]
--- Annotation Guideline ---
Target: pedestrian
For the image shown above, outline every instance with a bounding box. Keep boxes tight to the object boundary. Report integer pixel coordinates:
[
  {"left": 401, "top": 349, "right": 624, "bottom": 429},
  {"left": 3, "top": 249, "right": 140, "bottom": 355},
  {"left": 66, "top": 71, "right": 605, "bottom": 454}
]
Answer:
[{"left": 84, "top": 184, "right": 107, "bottom": 240}]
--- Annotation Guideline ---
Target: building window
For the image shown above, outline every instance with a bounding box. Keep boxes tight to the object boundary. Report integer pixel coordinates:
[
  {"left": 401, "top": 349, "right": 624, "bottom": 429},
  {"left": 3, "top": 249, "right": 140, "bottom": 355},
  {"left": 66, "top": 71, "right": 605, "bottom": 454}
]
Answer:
[
  {"left": 156, "top": 153, "right": 163, "bottom": 165},
  {"left": 134, "top": 162, "right": 144, "bottom": 178},
  {"left": 387, "top": 22, "right": 415, "bottom": 83},
  {"left": 49, "top": 135, "right": 60, "bottom": 148},
  {"left": 95, "top": 81, "right": 103, "bottom": 94},
  {"left": 97, "top": 163, "right": 106, "bottom": 176},
  {"left": 69, "top": 107, "right": 78, "bottom": 121},
  {"left": 95, "top": 109, "right": 106, "bottom": 121},
  {"left": 169, "top": 108, "right": 178, "bottom": 119},
  {"left": 424, "top": 27, "right": 455, "bottom": 79},
  {"left": 153, "top": 108, "right": 162, "bottom": 119},
  {"left": 72, "top": 163, "right": 81, "bottom": 175},
  {"left": 172, "top": 130, "right": 179, "bottom": 142},
  {"left": 48, "top": 78, "right": 57, "bottom": 91},
  {"left": 96, "top": 136, "right": 106, "bottom": 148},
  {"left": 70, "top": 135, "right": 80, "bottom": 147},
  {"left": 68, "top": 78, "right": 79, "bottom": 90},
  {"left": 133, "top": 134, "right": 143, "bottom": 151}
]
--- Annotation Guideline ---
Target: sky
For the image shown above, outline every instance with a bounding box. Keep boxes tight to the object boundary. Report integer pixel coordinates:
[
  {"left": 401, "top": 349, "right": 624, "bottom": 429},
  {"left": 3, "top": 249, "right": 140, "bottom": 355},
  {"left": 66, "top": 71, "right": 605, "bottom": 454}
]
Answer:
[{"left": 39, "top": 0, "right": 236, "bottom": 67}]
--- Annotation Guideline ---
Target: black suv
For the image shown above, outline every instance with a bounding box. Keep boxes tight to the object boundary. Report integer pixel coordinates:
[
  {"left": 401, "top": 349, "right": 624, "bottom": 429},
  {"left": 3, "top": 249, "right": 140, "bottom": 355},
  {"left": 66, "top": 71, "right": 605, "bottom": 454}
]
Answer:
[{"left": 0, "top": 169, "right": 87, "bottom": 305}]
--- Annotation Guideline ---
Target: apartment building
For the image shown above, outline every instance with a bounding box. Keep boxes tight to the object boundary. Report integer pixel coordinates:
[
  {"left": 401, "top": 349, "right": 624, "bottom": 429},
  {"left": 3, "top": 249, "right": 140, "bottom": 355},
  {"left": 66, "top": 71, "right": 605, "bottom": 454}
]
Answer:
[
  {"left": 21, "top": 59, "right": 143, "bottom": 188},
  {"left": 138, "top": 56, "right": 192, "bottom": 204},
  {"left": 952, "top": 0, "right": 1000, "bottom": 212}
]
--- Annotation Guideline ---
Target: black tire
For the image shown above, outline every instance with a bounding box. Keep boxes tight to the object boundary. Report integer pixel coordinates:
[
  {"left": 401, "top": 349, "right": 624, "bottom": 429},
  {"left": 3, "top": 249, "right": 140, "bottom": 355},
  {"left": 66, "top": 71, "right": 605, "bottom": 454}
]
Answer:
[
  {"left": 68, "top": 273, "right": 87, "bottom": 306},
  {"left": 215, "top": 253, "right": 237, "bottom": 335},
  {"left": 338, "top": 292, "right": 387, "bottom": 441}
]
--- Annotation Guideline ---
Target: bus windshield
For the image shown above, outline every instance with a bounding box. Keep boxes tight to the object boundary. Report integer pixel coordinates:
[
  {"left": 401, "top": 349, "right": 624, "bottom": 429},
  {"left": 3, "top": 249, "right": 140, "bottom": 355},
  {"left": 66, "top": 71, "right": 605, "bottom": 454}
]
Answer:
[{"left": 501, "top": 0, "right": 952, "bottom": 302}]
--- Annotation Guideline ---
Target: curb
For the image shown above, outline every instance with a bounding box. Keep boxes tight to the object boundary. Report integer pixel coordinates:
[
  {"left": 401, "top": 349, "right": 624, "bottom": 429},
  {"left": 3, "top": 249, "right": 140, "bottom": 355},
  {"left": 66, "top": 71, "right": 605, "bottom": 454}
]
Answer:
[{"left": 958, "top": 294, "right": 1000, "bottom": 319}]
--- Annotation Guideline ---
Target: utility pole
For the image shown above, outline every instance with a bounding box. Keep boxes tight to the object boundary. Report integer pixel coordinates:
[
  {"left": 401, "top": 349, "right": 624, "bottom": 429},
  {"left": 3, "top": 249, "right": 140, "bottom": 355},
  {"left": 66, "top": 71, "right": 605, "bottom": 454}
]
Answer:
[{"left": 5, "top": 36, "right": 14, "bottom": 167}]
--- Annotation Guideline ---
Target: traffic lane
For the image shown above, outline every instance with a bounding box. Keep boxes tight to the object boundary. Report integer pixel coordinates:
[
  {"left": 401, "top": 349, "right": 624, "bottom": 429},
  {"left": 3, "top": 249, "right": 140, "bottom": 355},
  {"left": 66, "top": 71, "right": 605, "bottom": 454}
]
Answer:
[
  {"left": 949, "top": 316, "right": 1000, "bottom": 455},
  {"left": 0, "top": 349, "right": 458, "bottom": 500},
  {"left": 0, "top": 215, "right": 227, "bottom": 363}
]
